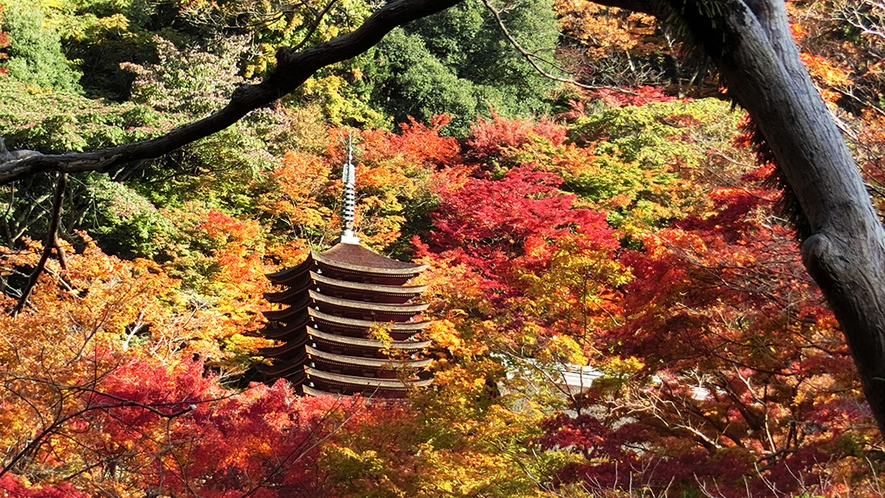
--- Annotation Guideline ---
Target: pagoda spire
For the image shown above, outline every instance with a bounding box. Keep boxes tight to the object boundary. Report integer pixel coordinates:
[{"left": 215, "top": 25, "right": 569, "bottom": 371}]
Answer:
[{"left": 340, "top": 133, "right": 359, "bottom": 245}]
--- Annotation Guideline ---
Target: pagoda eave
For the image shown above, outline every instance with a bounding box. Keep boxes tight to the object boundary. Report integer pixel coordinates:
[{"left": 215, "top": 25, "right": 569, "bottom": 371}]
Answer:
[
  {"left": 266, "top": 257, "right": 314, "bottom": 285},
  {"left": 264, "top": 305, "right": 309, "bottom": 323},
  {"left": 304, "top": 367, "right": 433, "bottom": 389},
  {"left": 311, "top": 272, "right": 427, "bottom": 298},
  {"left": 261, "top": 311, "right": 310, "bottom": 334},
  {"left": 308, "top": 308, "right": 429, "bottom": 331},
  {"left": 265, "top": 279, "right": 313, "bottom": 304},
  {"left": 306, "top": 345, "right": 432, "bottom": 369},
  {"left": 258, "top": 355, "right": 308, "bottom": 379},
  {"left": 308, "top": 290, "right": 428, "bottom": 315},
  {"left": 308, "top": 327, "right": 432, "bottom": 350},
  {"left": 259, "top": 334, "right": 310, "bottom": 358}
]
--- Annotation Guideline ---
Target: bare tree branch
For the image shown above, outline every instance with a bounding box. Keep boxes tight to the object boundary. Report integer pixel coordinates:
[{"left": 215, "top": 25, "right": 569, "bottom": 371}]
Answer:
[
  {"left": 53, "top": 234, "right": 67, "bottom": 270},
  {"left": 839, "top": 0, "right": 885, "bottom": 42},
  {"left": 291, "top": 0, "right": 340, "bottom": 52},
  {"left": 238, "top": 395, "right": 366, "bottom": 498},
  {"left": 484, "top": 0, "right": 673, "bottom": 93},
  {"left": 0, "top": 375, "right": 225, "bottom": 479},
  {"left": 479, "top": 0, "right": 594, "bottom": 88},
  {"left": 0, "top": 0, "right": 465, "bottom": 185},
  {"left": 13, "top": 172, "right": 66, "bottom": 316}
]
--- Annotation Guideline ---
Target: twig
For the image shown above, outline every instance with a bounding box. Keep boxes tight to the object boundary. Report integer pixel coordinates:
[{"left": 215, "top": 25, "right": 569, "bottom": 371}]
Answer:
[
  {"left": 53, "top": 234, "right": 67, "bottom": 270},
  {"left": 0, "top": 388, "right": 197, "bottom": 479},
  {"left": 13, "top": 172, "right": 67, "bottom": 316},
  {"left": 478, "top": 0, "right": 596, "bottom": 89},
  {"left": 238, "top": 395, "right": 366, "bottom": 498},
  {"left": 291, "top": 0, "right": 339, "bottom": 51}
]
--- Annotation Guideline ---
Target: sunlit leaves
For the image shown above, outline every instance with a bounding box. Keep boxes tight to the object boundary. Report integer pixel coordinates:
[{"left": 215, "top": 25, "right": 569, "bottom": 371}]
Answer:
[
  {"left": 259, "top": 149, "right": 335, "bottom": 239},
  {"left": 556, "top": 0, "right": 657, "bottom": 59},
  {"left": 122, "top": 36, "right": 248, "bottom": 117},
  {"left": 0, "top": 1, "right": 81, "bottom": 92},
  {"left": 566, "top": 98, "right": 747, "bottom": 232},
  {"left": 554, "top": 0, "right": 671, "bottom": 87},
  {"left": 0, "top": 238, "right": 370, "bottom": 495},
  {"left": 543, "top": 178, "right": 878, "bottom": 495}
]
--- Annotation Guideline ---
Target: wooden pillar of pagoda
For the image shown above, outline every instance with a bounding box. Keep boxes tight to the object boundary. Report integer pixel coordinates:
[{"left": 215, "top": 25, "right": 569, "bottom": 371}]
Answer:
[{"left": 256, "top": 140, "right": 433, "bottom": 397}]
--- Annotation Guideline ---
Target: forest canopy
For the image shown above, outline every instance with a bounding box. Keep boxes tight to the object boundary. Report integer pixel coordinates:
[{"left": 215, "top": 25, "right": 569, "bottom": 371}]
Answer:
[{"left": 2, "top": 0, "right": 885, "bottom": 496}]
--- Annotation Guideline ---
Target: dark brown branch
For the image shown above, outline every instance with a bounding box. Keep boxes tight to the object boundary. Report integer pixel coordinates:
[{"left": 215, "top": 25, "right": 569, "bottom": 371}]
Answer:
[
  {"left": 13, "top": 172, "right": 66, "bottom": 316},
  {"left": 290, "top": 0, "right": 339, "bottom": 52},
  {"left": 0, "top": 378, "right": 214, "bottom": 479},
  {"left": 0, "top": 0, "right": 464, "bottom": 185},
  {"left": 238, "top": 396, "right": 365, "bottom": 498}
]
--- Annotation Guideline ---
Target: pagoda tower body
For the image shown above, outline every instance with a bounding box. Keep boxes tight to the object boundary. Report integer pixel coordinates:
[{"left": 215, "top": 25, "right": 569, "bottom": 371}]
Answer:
[{"left": 257, "top": 141, "right": 432, "bottom": 397}]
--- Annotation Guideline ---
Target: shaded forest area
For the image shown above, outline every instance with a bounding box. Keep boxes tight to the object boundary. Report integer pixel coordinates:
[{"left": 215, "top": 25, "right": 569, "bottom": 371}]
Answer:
[{"left": 2, "top": 0, "right": 885, "bottom": 495}]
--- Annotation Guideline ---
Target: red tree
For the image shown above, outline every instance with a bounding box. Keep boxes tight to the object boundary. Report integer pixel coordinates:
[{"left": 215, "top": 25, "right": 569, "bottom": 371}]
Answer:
[{"left": 539, "top": 171, "right": 878, "bottom": 496}]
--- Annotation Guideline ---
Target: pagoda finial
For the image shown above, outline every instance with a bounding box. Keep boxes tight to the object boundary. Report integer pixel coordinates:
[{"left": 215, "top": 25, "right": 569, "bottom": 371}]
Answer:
[{"left": 340, "top": 133, "right": 360, "bottom": 245}]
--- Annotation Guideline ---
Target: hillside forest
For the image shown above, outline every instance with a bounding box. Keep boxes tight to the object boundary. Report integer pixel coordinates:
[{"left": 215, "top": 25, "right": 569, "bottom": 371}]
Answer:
[{"left": 2, "top": 0, "right": 885, "bottom": 496}]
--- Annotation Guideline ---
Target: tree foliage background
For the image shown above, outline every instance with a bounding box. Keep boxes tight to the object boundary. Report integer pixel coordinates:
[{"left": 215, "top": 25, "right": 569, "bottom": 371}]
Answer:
[{"left": 1, "top": 0, "right": 885, "bottom": 496}]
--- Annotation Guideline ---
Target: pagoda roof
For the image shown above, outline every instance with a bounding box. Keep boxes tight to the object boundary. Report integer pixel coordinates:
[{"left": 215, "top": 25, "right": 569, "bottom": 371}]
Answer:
[
  {"left": 265, "top": 278, "right": 313, "bottom": 304},
  {"left": 261, "top": 314, "right": 310, "bottom": 340},
  {"left": 259, "top": 334, "right": 309, "bottom": 357},
  {"left": 308, "top": 327, "right": 431, "bottom": 350},
  {"left": 302, "top": 384, "right": 341, "bottom": 397},
  {"left": 308, "top": 308, "right": 430, "bottom": 331},
  {"left": 300, "top": 384, "right": 409, "bottom": 399},
  {"left": 304, "top": 366, "right": 433, "bottom": 389},
  {"left": 308, "top": 290, "right": 429, "bottom": 315},
  {"left": 311, "top": 272, "right": 426, "bottom": 296},
  {"left": 257, "top": 354, "right": 308, "bottom": 378},
  {"left": 305, "top": 345, "right": 432, "bottom": 369},
  {"left": 266, "top": 256, "right": 313, "bottom": 285},
  {"left": 264, "top": 302, "right": 310, "bottom": 323},
  {"left": 314, "top": 243, "right": 427, "bottom": 276}
]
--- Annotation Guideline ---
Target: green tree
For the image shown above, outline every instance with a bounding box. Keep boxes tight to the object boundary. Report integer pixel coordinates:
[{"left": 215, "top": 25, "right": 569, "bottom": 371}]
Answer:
[
  {"left": 0, "top": 1, "right": 81, "bottom": 92},
  {"left": 367, "top": 0, "right": 562, "bottom": 135}
]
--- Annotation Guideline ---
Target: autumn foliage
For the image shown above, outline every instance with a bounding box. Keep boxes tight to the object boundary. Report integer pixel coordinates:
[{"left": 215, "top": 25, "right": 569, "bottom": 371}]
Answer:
[
  {"left": 539, "top": 180, "right": 875, "bottom": 495},
  {"left": 4, "top": 95, "right": 884, "bottom": 494},
  {"left": 3, "top": 17, "right": 885, "bottom": 491},
  {"left": 0, "top": 6, "right": 8, "bottom": 78}
]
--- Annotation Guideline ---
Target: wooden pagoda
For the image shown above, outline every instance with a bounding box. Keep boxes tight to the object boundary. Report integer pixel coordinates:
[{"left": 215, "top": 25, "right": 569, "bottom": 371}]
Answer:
[{"left": 256, "top": 142, "right": 433, "bottom": 397}]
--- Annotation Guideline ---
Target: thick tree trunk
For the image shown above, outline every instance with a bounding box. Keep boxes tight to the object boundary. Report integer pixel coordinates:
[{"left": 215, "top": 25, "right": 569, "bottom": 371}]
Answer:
[
  {"left": 699, "top": 0, "right": 885, "bottom": 436},
  {"left": 596, "top": 0, "right": 885, "bottom": 437}
]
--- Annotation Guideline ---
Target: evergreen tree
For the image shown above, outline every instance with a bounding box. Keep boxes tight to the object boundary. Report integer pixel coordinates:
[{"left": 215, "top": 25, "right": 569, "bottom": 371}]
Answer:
[
  {"left": 367, "top": 0, "right": 561, "bottom": 135},
  {"left": 0, "top": 1, "right": 81, "bottom": 92}
]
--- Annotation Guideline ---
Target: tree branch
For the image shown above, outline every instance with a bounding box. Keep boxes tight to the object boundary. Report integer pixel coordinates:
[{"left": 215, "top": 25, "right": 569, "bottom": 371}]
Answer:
[
  {"left": 479, "top": 0, "right": 592, "bottom": 88},
  {"left": 290, "top": 0, "right": 339, "bottom": 52},
  {"left": 0, "top": 0, "right": 465, "bottom": 185},
  {"left": 12, "top": 172, "right": 66, "bottom": 316}
]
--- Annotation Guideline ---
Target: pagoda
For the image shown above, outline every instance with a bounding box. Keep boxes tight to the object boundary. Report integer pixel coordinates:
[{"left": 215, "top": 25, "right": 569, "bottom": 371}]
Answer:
[{"left": 256, "top": 142, "right": 433, "bottom": 397}]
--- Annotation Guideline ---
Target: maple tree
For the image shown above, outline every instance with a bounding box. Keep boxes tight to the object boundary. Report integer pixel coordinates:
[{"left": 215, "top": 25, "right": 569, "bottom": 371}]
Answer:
[
  {"left": 0, "top": 4, "right": 881, "bottom": 443},
  {"left": 401, "top": 109, "right": 882, "bottom": 496},
  {"left": 0, "top": 235, "right": 374, "bottom": 496},
  {"left": 547, "top": 0, "right": 885, "bottom": 439},
  {"left": 555, "top": 0, "right": 676, "bottom": 89},
  {"left": 2, "top": 101, "right": 884, "bottom": 496},
  {"left": 2, "top": 0, "right": 885, "bottom": 494},
  {"left": 540, "top": 176, "right": 881, "bottom": 495}
]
